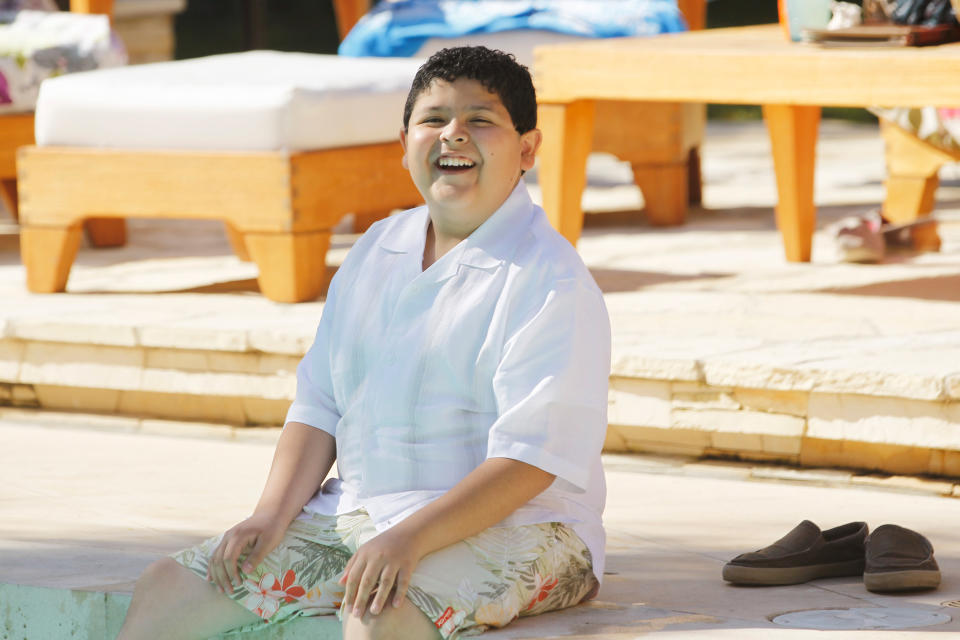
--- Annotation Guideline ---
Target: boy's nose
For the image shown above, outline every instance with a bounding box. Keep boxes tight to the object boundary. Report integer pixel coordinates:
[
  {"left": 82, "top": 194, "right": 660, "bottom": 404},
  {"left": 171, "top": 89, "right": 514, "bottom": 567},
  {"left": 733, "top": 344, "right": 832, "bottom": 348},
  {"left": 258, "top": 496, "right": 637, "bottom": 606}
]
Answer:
[{"left": 440, "top": 120, "right": 468, "bottom": 144}]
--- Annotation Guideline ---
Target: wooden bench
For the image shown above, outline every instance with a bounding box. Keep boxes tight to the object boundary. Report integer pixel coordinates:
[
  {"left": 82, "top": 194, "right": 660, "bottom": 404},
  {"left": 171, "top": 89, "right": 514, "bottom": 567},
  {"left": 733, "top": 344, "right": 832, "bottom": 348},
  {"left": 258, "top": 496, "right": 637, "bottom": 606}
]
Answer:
[{"left": 17, "top": 47, "right": 422, "bottom": 303}]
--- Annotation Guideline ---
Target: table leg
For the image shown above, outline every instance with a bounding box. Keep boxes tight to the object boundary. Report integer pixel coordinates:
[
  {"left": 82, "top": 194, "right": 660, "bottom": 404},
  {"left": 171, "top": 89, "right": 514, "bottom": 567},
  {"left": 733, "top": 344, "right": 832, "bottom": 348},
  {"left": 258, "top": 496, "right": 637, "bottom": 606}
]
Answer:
[
  {"left": 20, "top": 223, "right": 83, "bottom": 293},
  {"left": 243, "top": 229, "right": 331, "bottom": 303},
  {"left": 763, "top": 104, "right": 821, "bottom": 262},
  {"left": 537, "top": 101, "right": 595, "bottom": 246}
]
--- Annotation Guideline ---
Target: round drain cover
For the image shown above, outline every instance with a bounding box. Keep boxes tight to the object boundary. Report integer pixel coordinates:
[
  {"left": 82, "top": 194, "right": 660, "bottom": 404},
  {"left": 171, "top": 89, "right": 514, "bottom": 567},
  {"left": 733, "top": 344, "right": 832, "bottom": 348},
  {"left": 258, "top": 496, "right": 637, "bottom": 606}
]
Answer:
[{"left": 772, "top": 607, "right": 951, "bottom": 631}]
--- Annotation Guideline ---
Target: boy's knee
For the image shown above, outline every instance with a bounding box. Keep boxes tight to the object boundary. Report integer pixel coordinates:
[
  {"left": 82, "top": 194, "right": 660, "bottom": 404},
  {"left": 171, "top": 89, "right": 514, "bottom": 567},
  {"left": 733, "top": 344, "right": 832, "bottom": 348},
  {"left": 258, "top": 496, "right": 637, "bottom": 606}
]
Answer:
[{"left": 137, "top": 557, "right": 193, "bottom": 592}]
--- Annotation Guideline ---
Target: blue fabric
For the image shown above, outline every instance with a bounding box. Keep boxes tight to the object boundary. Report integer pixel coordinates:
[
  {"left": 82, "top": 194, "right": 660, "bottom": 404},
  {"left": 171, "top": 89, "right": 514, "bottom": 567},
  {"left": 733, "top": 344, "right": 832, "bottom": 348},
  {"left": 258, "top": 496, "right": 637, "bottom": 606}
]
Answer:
[{"left": 339, "top": 0, "right": 688, "bottom": 57}]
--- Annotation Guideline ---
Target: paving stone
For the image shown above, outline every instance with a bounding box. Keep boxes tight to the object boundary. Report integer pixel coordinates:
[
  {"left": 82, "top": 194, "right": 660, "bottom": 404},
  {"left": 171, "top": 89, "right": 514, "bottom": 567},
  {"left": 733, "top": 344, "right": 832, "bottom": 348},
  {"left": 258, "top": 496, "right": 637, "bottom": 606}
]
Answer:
[
  {"left": 10, "top": 317, "right": 140, "bottom": 347},
  {"left": 207, "top": 351, "right": 262, "bottom": 374},
  {"left": 117, "top": 390, "right": 248, "bottom": 425},
  {"left": 671, "top": 408, "right": 805, "bottom": 436},
  {"left": 247, "top": 324, "right": 318, "bottom": 356},
  {"left": 710, "top": 430, "right": 765, "bottom": 453},
  {"left": 138, "top": 324, "right": 249, "bottom": 352},
  {"left": 0, "top": 338, "right": 23, "bottom": 382},
  {"left": 733, "top": 388, "right": 808, "bottom": 417},
  {"left": 242, "top": 397, "right": 290, "bottom": 427},
  {"left": 10, "top": 384, "right": 38, "bottom": 408},
  {"left": 230, "top": 426, "right": 283, "bottom": 445},
  {"left": 0, "top": 406, "right": 140, "bottom": 432},
  {"left": 749, "top": 466, "right": 853, "bottom": 485},
  {"left": 145, "top": 348, "right": 210, "bottom": 372},
  {"left": 849, "top": 474, "right": 955, "bottom": 497},
  {"left": 671, "top": 381, "right": 740, "bottom": 410},
  {"left": 603, "top": 425, "right": 630, "bottom": 452},
  {"left": 608, "top": 378, "right": 672, "bottom": 428},
  {"left": 948, "top": 374, "right": 960, "bottom": 400},
  {"left": 139, "top": 419, "right": 238, "bottom": 440},
  {"left": 612, "top": 424, "right": 710, "bottom": 456},
  {"left": 800, "top": 437, "right": 935, "bottom": 477},
  {"left": 19, "top": 342, "right": 145, "bottom": 391},
  {"left": 33, "top": 384, "right": 121, "bottom": 414},
  {"left": 929, "top": 450, "right": 960, "bottom": 478},
  {"left": 807, "top": 393, "right": 960, "bottom": 450},
  {"left": 138, "top": 369, "right": 284, "bottom": 398},
  {"left": 761, "top": 434, "right": 803, "bottom": 456},
  {"left": 702, "top": 334, "right": 959, "bottom": 402},
  {"left": 258, "top": 354, "right": 301, "bottom": 376}
]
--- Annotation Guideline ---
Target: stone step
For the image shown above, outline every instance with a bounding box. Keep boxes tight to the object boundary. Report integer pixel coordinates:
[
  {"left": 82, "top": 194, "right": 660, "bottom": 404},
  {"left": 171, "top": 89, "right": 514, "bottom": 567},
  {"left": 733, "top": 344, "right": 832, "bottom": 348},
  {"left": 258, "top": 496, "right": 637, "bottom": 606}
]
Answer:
[
  {"left": 3, "top": 119, "right": 960, "bottom": 480},
  {"left": 2, "top": 289, "right": 959, "bottom": 479}
]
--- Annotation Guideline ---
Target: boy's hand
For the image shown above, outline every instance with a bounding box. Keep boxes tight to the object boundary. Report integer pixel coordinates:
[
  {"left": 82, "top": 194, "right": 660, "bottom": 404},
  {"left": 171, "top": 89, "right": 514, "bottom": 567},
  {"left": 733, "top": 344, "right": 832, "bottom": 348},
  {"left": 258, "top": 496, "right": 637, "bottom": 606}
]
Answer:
[
  {"left": 340, "top": 527, "right": 424, "bottom": 617},
  {"left": 207, "top": 511, "right": 286, "bottom": 595}
]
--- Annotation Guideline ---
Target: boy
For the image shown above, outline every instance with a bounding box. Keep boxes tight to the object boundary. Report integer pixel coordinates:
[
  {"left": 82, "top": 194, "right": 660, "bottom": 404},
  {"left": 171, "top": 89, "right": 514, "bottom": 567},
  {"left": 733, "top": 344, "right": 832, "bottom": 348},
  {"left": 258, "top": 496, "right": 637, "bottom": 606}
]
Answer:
[{"left": 117, "top": 46, "right": 610, "bottom": 640}]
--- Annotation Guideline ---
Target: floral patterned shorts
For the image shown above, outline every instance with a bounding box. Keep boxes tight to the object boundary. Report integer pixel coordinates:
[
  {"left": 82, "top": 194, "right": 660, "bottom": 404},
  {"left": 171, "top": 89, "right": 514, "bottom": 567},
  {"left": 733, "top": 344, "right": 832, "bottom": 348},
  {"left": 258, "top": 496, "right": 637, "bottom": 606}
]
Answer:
[{"left": 172, "top": 509, "right": 597, "bottom": 638}]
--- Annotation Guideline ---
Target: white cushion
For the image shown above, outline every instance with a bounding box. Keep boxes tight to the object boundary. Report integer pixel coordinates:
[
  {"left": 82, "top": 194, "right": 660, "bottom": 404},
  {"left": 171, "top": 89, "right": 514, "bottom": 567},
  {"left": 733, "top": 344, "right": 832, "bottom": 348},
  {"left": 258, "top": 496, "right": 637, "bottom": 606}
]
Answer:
[{"left": 34, "top": 50, "right": 424, "bottom": 151}]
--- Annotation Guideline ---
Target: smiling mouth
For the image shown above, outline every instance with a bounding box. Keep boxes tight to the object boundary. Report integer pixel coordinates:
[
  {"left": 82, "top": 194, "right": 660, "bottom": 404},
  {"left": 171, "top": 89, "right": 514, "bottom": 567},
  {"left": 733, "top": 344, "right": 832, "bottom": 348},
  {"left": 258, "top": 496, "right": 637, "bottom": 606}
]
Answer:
[{"left": 435, "top": 156, "right": 476, "bottom": 171}]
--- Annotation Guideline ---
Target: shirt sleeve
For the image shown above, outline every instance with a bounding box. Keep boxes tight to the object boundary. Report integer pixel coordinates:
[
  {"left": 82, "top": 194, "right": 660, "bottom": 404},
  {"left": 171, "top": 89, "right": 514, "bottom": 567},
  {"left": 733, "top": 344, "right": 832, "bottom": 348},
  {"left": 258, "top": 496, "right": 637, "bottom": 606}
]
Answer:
[
  {"left": 487, "top": 278, "right": 611, "bottom": 492},
  {"left": 284, "top": 273, "right": 342, "bottom": 436}
]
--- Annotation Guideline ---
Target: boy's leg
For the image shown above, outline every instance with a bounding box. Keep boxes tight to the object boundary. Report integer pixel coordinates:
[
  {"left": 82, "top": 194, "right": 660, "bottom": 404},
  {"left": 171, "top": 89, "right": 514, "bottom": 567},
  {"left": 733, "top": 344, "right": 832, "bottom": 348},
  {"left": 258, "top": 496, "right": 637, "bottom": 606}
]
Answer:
[
  {"left": 358, "top": 522, "right": 595, "bottom": 639},
  {"left": 118, "top": 510, "right": 367, "bottom": 639},
  {"left": 117, "top": 557, "right": 260, "bottom": 640},
  {"left": 342, "top": 598, "right": 441, "bottom": 640}
]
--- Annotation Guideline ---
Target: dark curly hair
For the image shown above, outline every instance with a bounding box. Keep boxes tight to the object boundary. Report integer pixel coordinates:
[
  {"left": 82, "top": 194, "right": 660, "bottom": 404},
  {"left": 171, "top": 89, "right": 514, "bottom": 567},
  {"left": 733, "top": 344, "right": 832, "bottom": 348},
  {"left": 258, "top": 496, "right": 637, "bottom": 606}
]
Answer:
[{"left": 402, "top": 46, "right": 537, "bottom": 134}]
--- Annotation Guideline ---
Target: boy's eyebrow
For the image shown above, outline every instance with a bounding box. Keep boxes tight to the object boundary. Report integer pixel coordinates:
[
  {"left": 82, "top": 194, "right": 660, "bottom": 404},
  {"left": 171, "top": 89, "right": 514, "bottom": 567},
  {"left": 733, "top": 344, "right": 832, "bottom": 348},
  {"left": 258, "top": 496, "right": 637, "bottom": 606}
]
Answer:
[{"left": 417, "top": 102, "right": 502, "bottom": 113}]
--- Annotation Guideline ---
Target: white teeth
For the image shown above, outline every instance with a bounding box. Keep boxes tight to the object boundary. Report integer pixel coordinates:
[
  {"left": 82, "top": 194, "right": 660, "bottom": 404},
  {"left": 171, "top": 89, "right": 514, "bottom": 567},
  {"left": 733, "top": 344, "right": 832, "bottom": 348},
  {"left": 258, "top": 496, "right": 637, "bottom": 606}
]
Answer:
[{"left": 437, "top": 157, "right": 475, "bottom": 168}]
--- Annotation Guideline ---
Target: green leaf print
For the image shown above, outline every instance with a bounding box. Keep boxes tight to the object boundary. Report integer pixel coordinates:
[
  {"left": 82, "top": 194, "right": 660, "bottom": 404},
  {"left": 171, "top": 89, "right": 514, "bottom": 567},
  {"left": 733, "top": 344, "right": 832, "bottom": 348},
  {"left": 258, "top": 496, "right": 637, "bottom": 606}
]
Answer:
[
  {"left": 406, "top": 585, "right": 448, "bottom": 621},
  {"left": 287, "top": 540, "right": 351, "bottom": 587}
]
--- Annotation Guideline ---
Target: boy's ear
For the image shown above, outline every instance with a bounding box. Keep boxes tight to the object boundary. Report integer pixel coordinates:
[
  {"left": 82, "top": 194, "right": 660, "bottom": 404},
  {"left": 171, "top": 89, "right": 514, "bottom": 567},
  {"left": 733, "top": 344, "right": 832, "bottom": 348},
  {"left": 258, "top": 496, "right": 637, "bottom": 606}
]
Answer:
[
  {"left": 399, "top": 127, "right": 409, "bottom": 169},
  {"left": 519, "top": 128, "right": 542, "bottom": 172}
]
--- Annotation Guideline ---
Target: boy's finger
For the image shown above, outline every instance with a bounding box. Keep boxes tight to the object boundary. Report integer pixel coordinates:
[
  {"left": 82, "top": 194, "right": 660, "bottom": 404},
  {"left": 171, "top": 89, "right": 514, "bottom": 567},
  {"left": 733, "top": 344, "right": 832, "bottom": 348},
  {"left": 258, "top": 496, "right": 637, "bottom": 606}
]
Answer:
[
  {"left": 242, "top": 536, "right": 268, "bottom": 574},
  {"left": 393, "top": 569, "right": 411, "bottom": 608},
  {"left": 341, "top": 559, "right": 364, "bottom": 611},
  {"left": 221, "top": 538, "right": 247, "bottom": 593},
  {"left": 209, "top": 561, "right": 227, "bottom": 594},
  {"left": 369, "top": 569, "right": 395, "bottom": 615},
  {"left": 353, "top": 566, "right": 380, "bottom": 616}
]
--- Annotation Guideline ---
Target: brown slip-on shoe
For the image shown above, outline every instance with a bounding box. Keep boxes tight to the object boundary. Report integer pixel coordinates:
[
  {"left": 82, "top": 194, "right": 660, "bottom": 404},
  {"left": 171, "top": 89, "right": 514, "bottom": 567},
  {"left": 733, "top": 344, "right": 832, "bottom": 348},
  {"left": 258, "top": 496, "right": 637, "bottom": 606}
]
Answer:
[
  {"left": 864, "top": 524, "right": 940, "bottom": 593},
  {"left": 722, "top": 520, "right": 868, "bottom": 586}
]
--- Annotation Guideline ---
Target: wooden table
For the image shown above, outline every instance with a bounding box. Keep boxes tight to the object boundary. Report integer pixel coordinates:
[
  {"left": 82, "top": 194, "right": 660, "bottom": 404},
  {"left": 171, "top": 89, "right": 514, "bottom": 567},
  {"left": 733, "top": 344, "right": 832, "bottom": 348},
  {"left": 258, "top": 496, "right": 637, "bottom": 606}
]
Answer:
[{"left": 534, "top": 24, "right": 960, "bottom": 261}]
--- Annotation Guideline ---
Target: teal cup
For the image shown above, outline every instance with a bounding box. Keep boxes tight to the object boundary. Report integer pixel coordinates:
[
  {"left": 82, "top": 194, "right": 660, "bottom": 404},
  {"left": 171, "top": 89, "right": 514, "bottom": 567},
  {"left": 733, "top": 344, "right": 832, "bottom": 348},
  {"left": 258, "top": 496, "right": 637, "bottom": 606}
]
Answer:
[{"left": 781, "top": 0, "right": 834, "bottom": 42}]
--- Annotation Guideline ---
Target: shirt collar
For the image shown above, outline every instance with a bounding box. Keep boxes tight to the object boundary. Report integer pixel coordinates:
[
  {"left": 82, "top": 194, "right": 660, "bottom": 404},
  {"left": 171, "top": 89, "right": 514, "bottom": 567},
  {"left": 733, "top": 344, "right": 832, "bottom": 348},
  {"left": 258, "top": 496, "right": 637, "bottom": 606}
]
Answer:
[{"left": 377, "top": 180, "right": 536, "bottom": 280}]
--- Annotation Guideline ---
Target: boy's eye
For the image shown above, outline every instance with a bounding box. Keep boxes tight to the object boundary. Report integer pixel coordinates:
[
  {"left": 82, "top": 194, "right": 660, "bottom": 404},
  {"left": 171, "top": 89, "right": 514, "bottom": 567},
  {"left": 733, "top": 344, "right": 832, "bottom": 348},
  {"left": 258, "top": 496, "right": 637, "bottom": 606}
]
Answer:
[{"left": 420, "top": 117, "right": 445, "bottom": 125}]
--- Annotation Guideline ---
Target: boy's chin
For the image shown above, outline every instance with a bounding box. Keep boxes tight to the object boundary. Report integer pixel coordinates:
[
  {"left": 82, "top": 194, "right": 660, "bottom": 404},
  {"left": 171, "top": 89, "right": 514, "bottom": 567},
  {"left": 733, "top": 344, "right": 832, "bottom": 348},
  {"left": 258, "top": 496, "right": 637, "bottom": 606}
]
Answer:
[{"left": 428, "top": 182, "right": 479, "bottom": 206}]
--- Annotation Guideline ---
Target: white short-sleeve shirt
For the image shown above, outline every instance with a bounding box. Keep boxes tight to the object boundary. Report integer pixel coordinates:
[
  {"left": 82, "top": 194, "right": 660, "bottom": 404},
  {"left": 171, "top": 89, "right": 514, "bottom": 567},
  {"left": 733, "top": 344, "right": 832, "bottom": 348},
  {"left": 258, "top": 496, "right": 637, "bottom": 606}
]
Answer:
[{"left": 285, "top": 181, "right": 611, "bottom": 580}]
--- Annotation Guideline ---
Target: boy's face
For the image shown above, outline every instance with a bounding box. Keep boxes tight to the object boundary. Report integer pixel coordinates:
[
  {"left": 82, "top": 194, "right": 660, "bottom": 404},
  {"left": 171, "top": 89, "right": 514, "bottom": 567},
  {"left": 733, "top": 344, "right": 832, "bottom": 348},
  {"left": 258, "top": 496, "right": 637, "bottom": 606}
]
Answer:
[{"left": 400, "top": 78, "right": 541, "bottom": 238}]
